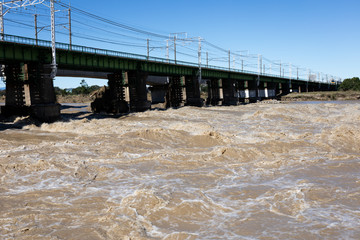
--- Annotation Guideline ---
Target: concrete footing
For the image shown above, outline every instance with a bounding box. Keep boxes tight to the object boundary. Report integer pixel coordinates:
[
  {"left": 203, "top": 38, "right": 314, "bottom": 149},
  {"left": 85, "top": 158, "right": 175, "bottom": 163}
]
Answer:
[
  {"left": 128, "top": 70, "right": 151, "bottom": 112},
  {"left": 31, "top": 103, "right": 61, "bottom": 122},
  {"left": 166, "top": 76, "right": 184, "bottom": 108}
]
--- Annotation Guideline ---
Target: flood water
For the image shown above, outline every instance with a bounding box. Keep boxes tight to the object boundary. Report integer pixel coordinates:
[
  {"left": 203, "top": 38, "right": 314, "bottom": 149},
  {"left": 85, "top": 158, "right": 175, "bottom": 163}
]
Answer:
[{"left": 1, "top": 101, "right": 360, "bottom": 239}]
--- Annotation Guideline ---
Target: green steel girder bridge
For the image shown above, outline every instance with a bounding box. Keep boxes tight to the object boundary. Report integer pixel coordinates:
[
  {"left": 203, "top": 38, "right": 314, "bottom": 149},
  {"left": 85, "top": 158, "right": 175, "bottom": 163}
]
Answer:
[{"left": 0, "top": 34, "right": 337, "bottom": 122}]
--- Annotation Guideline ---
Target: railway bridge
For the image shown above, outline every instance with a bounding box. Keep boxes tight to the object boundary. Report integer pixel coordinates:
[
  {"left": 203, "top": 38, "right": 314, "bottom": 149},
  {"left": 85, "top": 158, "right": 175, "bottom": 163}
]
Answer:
[{"left": 0, "top": 35, "right": 337, "bottom": 122}]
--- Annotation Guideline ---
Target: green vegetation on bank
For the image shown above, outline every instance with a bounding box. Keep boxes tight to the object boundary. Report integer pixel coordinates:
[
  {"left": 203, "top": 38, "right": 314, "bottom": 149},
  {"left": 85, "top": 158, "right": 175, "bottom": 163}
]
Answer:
[
  {"left": 338, "top": 77, "right": 360, "bottom": 91},
  {"left": 54, "top": 79, "right": 101, "bottom": 96}
]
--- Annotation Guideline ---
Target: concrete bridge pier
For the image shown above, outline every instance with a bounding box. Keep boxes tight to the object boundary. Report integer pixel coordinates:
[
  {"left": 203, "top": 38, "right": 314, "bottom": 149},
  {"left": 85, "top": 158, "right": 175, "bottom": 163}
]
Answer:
[
  {"left": 237, "top": 80, "right": 246, "bottom": 103},
  {"left": 292, "top": 83, "right": 306, "bottom": 93},
  {"left": 166, "top": 76, "right": 184, "bottom": 108},
  {"left": 299, "top": 84, "right": 308, "bottom": 93},
  {"left": 184, "top": 75, "right": 203, "bottom": 107},
  {"left": 275, "top": 82, "right": 281, "bottom": 97},
  {"left": 222, "top": 78, "right": 239, "bottom": 105},
  {"left": 258, "top": 82, "right": 266, "bottom": 99},
  {"left": 128, "top": 70, "right": 151, "bottom": 112},
  {"left": 319, "top": 83, "right": 326, "bottom": 91},
  {"left": 91, "top": 71, "right": 129, "bottom": 114},
  {"left": 27, "top": 63, "right": 61, "bottom": 122},
  {"left": 206, "top": 78, "right": 222, "bottom": 106},
  {"left": 247, "top": 80, "right": 258, "bottom": 102},
  {"left": 290, "top": 83, "right": 298, "bottom": 93},
  {"left": 107, "top": 72, "right": 129, "bottom": 113},
  {"left": 1, "top": 63, "right": 29, "bottom": 116},
  {"left": 266, "top": 82, "right": 277, "bottom": 99},
  {"left": 1, "top": 63, "right": 60, "bottom": 122},
  {"left": 308, "top": 83, "right": 315, "bottom": 92},
  {"left": 279, "top": 82, "right": 291, "bottom": 96},
  {"left": 109, "top": 72, "right": 129, "bottom": 113}
]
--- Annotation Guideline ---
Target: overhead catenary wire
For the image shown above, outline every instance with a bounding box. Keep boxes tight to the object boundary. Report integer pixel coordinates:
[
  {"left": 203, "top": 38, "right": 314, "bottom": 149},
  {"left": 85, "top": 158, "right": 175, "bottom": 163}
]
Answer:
[{"left": 56, "top": 1, "right": 169, "bottom": 39}]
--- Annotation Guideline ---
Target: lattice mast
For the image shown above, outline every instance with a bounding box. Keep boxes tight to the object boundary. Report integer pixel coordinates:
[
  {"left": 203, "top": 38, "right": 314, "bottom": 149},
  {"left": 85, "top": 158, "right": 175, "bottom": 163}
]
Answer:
[
  {"left": 49, "top": 0, "right": 56, "bottom": 78},
  {"left": 0, "top": 0, "right": 57, "bottom": 78},
  {"left": 0, "top": 0, "right": 45, "bottom": 40}
]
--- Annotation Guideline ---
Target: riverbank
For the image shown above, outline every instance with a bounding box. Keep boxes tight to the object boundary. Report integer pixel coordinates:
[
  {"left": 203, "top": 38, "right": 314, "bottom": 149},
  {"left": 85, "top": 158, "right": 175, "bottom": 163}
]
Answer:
[
  {"left": 281, "top": 91, "right": 360, "bottom": 101},
  {"left": 56, "top": 94, "right": 92, "bottom": 103}
]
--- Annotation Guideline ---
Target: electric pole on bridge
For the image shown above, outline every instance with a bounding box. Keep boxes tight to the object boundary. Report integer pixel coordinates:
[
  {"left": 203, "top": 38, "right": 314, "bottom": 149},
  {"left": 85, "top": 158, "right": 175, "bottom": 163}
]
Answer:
[
  {"left": 198, "top": 37, "right": 202, "bottom": 83},
  {"left": 50, "top": 0, "right": 57, "bottom": 78},
  {"left": 228, "top": 50, "right": 230, "bottom": 70},
  {"left": 147, "top": 38, "right": 149, "bottom": 60},
  {"left": 165, "top": 39, "right": 169, "bottom": 62},
  {"left": 206, "top": 52, "right": 208, "bottom": 67},
  {"left": 297, "top": 67, "right": 299, "bottom": 80},
  {"left": 68, "top": 3, "right": 71, "bottom": 49},
  {"left": 174, "top": 36, "right": 176, "bottom": 64},
  {"left": 289, "top": 63, "right": 292, "bottom": 90},
  {"left": 34, "top": 13, "right": 38, "bottom": 44}
]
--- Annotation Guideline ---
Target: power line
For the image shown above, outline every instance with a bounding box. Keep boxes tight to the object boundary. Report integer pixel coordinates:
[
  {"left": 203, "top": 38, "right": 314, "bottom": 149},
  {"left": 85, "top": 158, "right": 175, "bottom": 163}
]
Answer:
[{"left": 56, "top": 1, "right": 169, "bottom": 39}]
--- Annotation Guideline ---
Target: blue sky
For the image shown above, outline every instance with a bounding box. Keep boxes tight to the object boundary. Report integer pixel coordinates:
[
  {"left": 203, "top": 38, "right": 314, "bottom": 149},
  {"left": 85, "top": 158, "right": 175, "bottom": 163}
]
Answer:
[{"left": 1, "top": 0, "right": 359, "bottom": 88}]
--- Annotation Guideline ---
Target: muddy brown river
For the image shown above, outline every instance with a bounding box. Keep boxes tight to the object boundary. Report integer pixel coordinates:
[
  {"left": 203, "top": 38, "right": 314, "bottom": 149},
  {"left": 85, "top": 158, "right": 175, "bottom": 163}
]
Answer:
[{"left": 1, "top": 101, "right": 360, "bottom": 239}]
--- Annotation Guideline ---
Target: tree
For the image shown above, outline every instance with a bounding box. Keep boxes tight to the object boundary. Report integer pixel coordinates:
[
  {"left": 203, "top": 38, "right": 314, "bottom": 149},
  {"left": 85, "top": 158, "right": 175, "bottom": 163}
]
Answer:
[
  {"left": 339, "top": 77, "right": 360, "bottom": 91},
  {"left": 72, "top": 79, "right": 90, "bottom": 95},
  {"left": 70, "top": 80, "right": 101, "bottom": 95}
]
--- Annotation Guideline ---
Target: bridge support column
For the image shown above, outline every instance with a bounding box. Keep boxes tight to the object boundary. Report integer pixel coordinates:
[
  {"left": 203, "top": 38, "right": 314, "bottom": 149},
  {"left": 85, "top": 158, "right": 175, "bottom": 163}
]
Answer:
[
  {"left": 128, "top": 70, "right": 151, "bottom": 112},
  {"left": 27, "top": 63, "right": 60, "bottom": 122},
  {"left": 279, "top": 82, "right": 290, "bottom": 95},
  {"left": 107, "top": 72, "right": 129, "bottom": 113},
  {"left": 247, "top": 80, "right": 258, "bottom": 103},
  {"left": 266, "top": 82, "right": 276, "bottom": 99},
  {"left": 91, "top": 72, "right": 129, "bottom": 114},
  {"left": 275, "top": 83, "right": 281, "bottom": 97},
  {"left": 166, "top": 76, "right": 184, "bottom": 108},
  {"left": 237, "top": 80, "right": 246, "bottom": 103},
  {"left": 222, "top": 78, "right": 238, "bottom": 105},
  {"left": 308, "top": 83, "right": 315, "bottom": 92},
  {"left": 185, "top": 75, "right": 203, "bottom": 107},
  {"left": 299, "top": 84, "right": 307, "bottom": 93},
  {"left": 1, "top": 63, "right": 29, "bottom": 116},
  {"left": 1, "top": 63, "right": 60, "bottom": 122},
  {"left": 258, "top": 82, "right": 266, "bottom": 99},
  {"left": 206, "top": 78, "right": 221, "bottom": 106}
]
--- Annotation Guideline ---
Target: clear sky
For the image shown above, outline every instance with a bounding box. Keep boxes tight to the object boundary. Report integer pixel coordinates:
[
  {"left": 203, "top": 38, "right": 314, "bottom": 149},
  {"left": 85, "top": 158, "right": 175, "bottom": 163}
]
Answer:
[{"left": 0, "top": 0, "right": 359, "bottom": 88}]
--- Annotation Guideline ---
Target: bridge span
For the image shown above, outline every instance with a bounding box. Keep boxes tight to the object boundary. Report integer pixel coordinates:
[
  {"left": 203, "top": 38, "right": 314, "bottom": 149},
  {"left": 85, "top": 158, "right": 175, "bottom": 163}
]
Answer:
[{"left": 0, "top": 35, "right": 337, "bottom": 122}]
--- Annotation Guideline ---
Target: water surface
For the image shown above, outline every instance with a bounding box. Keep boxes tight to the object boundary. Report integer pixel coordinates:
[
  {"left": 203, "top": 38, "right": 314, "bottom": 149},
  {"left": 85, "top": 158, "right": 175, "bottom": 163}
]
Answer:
[{"left": 1, "top": 101, "right": 359, "bottom": 239}]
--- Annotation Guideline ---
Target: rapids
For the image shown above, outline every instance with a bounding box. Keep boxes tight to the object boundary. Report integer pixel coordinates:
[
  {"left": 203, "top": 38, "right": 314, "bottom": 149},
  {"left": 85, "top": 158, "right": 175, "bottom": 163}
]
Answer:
[{"left": 1, "top": 101, "right": 360, "bottom": 239}]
